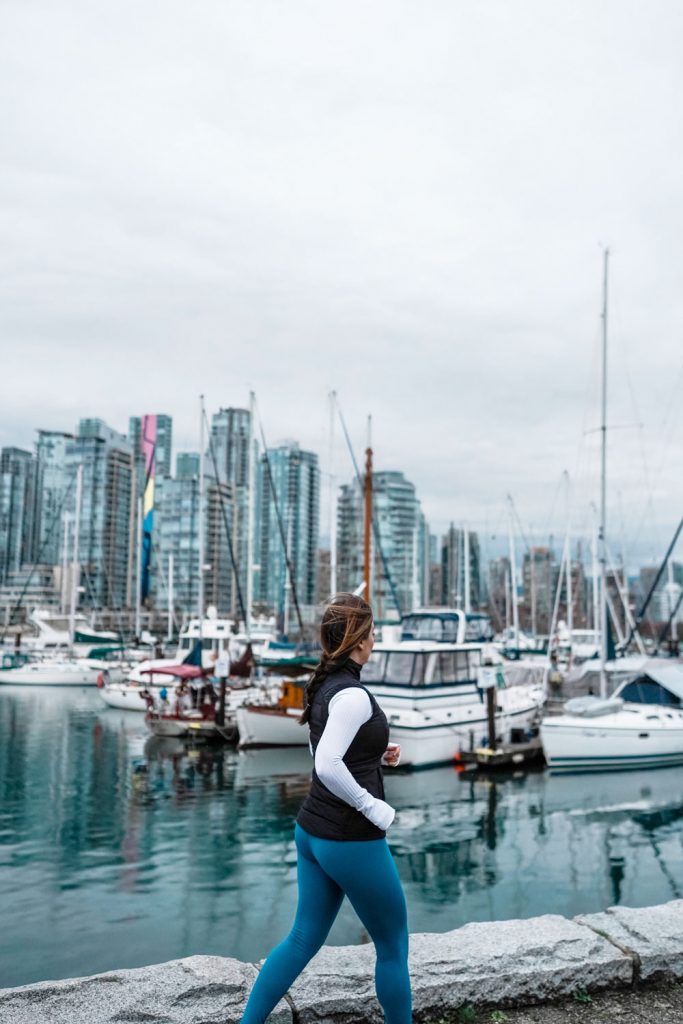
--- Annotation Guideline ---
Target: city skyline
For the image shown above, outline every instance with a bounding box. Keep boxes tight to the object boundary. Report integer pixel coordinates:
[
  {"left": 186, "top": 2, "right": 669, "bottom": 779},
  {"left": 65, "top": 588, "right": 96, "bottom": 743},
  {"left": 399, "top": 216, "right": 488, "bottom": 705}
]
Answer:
[{"left": 2, "top": 402, "right": 679, "bottom": 578}]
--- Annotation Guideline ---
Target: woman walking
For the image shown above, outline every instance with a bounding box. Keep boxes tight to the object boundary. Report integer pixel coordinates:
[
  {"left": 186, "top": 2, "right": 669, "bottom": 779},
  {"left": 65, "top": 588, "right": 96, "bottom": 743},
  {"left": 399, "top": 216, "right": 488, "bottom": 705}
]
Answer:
[{"left": 239, "top": 593, "right": 412, "bottom": 1024}]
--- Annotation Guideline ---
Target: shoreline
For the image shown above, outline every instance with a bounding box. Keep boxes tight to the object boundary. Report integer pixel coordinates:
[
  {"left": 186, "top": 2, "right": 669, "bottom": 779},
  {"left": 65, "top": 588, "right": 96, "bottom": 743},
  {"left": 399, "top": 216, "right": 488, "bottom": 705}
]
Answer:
[{"left": 1, "top": 898, "right": 681, "bottom": 1023}]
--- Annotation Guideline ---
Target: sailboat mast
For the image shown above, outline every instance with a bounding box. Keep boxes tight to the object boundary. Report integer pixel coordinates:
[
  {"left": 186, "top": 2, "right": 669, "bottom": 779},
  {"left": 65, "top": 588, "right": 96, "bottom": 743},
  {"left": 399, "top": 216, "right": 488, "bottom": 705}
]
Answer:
[
  {"left": 68, "top": 464, "right": 83, "bottom": 652},
  {"left": 246, "top": 390, "right": 255, "bottom": 641},
  {"left": 198, "top": 394, "right": 206, "bottom": 645},
  {"left": 167, "top": 553, "right": 174, "bottom": 643},
  {"left": 507, "top": 496, "right": 520, "bottom": 648},
  {"left": 61, "top": 512, "right": 70, "bottom": 613},
  {"left": 328, "top": 391, "right": 337, "bottom": 596},
  {"left": 464, "top": 526, "right": 471, "bottom": 615},
  {"left": 363, "top": 416, "right": 373, "bottom": 602},
  {"left": 565, "top": 473, "right": 573, "bottom": 656},
  {"left": 599, "top": 249, "right": 609, "bottom": 698}
]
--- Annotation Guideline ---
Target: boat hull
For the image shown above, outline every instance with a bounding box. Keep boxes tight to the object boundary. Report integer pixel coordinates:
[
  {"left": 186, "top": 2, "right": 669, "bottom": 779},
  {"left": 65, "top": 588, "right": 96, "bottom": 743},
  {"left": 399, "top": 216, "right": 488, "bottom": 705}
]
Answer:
[
  {"left": 144, "top": 711, "right": 237, "bottom": 741},
  {"left": 236, "top": 684, "right": 543, "bottom": 766},
  {"left": 236, "top": 705, "right": 308, "bottom": 747},
  {"left": 541, "top": 706, "right": 683, "bottom": 771},
  {"left": 99, "top": 684, "right": 152, "bottom": 711},
  {"left": 0, "top": 662, "right": 100, "bottom": 686}
]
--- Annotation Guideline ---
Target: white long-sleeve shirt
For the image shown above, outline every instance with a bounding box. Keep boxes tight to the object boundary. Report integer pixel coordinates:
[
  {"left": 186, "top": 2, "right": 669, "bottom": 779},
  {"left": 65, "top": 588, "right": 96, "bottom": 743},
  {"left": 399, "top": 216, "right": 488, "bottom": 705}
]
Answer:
[{"left": 311, "top": 687, "right": 397, "bottom": 831}]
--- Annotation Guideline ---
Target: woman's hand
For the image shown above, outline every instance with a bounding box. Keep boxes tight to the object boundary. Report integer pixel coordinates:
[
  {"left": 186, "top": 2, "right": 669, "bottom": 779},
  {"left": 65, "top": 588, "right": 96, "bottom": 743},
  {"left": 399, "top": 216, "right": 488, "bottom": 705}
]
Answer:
[{"left": 381, "top": 743, "right": 401, "bottom": 767}]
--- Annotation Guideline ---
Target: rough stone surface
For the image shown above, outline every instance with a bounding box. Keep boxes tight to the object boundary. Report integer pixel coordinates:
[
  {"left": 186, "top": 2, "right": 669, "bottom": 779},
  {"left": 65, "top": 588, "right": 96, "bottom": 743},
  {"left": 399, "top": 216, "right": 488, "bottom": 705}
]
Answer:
[
  {"left": 407, "top": 915, "right": 631, "bottom": 1020},
  {"left": 577, "top": 899, "right": 683, "bottom": 983},
  {"left": 287, "top": 914, "right": 631, "bottom": 1023},
  {"left": 4, "top": 902, "right": 682, "bottom": 1024},
  {"left": 0, "top": 955, "right": 292, "bottom": 1024}
]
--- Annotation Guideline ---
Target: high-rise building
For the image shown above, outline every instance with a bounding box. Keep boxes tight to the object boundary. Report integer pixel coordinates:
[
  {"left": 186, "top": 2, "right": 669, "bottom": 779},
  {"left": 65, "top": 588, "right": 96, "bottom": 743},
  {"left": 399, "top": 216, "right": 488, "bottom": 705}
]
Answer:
[
  {"left": 255, "top": 442, "right": 319, "bottom": 626},
  {"left": 440, "top": 526, "right": 481, "bottom": 610},
  {"left": 336, "top": 470, "right": 423, "bottom": 617},
  {"left": 521, "top": 547, "right": 556, "bottom": 634},
  {"left": 34, "top": 430, "right": 73, "bottom": 566},
  {"left": 176, "top": 452, "right": 200, "bottom": 479},
  {"left": 637, "top": 562, "right": 683, "bottom": 624},
  {"left": 209, "top": 408, "right": 253, "bottom": 618},
  {"left": 60, "top": 420, "right": 135, "bottom": 609},
  {"left": 0, "top": 448, "right": 37, "bottom": 583},
  {"left": 154, "top": 454, "right": 234, "bottom": 618},
  {"left": 128, "top": 415, "right": 173, "bottom": 481},
  {"left": 487, "top": 556, "right": 511, "bottom": 632}
]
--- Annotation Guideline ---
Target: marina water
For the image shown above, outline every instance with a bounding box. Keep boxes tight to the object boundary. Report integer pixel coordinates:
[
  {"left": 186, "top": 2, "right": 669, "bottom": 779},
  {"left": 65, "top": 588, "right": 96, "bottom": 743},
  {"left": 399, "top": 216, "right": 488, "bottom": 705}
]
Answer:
[{"left": 1, "top": 686, "right": 682, "bottom": 988}]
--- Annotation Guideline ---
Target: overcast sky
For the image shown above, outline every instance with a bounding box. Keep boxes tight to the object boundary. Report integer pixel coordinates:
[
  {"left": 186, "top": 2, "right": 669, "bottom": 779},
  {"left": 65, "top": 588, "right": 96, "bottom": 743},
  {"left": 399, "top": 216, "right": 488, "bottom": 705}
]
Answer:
[{"left": 2, "top": 0, "right": 682, "bottom": 570}]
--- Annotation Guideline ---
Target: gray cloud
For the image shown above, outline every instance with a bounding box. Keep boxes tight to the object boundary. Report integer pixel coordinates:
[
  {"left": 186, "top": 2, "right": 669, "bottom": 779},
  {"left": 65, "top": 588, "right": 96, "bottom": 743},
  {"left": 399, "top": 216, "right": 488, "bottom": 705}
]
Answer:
[{"left": 1, "top": 0, "right": 682, "bottom": 570}]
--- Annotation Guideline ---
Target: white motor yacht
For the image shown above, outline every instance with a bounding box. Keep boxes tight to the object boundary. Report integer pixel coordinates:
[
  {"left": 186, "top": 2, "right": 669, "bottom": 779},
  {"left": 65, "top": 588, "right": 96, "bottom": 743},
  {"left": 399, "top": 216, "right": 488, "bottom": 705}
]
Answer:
[
  {"left": 126, "top": 610, "right": 240, "bottom": 682},
  {"left": 0, "top": 654, "right": 101, "bottom": 686},
  {"left": 540, "top": 664, "right": 683, "bottom": 771},
  {"left": 237, "top": 633, "right": 544, "bottom": 767}
]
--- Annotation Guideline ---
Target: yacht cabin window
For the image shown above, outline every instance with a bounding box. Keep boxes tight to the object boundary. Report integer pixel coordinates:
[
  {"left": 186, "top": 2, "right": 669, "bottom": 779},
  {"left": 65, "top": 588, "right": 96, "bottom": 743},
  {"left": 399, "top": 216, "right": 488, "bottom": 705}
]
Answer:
[
  {"left": 401, "top": 615, "right": 459, "bottom": 643},
  {"left": 363, "top": 651, "right": 386, "bottom": 682},
  {"left": 385, "top": 652, "right": 415, "bottom": 684},
  {"left": 620, "top": 680, "right": 681, "bottom": 707},
  {"left": 432, "top": 651, "right": 473, "bottom": 683},
  {"left": 362, "top": 651, "right": 427, "bottom": 685}
]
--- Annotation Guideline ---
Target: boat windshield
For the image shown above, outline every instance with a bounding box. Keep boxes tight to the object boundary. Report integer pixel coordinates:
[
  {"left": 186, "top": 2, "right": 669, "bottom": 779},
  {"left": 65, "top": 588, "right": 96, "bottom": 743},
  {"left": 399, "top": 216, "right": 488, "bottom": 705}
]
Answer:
[
  {"left": 401, "top": 615, "right": 459, "bottom": 642},
  {"left": 620, "top": 679, "right": 681, "bottom": 706},
  {"left": 432, "top": 650, "right": 476, "bottom": 683},
  {"left": 362, "top": 651, "right": 427, "bottom": 685},
  {"left": 464, "top": 615, "right": 495, "bottom": 643}
]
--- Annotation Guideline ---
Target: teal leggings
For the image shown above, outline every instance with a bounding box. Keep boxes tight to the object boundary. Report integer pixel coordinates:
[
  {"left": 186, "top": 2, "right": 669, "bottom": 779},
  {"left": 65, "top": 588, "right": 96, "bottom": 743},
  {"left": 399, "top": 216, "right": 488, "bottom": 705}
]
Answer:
[{"left": 240, "top": 822, "right": 411, "bottom": 1024}]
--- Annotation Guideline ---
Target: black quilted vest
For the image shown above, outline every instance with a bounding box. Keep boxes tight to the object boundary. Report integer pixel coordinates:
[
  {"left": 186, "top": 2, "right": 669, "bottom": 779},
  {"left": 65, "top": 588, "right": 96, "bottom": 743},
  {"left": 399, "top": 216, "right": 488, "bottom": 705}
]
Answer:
[{"left": 296, "top": 659, "right": 390, "bottom": 841}]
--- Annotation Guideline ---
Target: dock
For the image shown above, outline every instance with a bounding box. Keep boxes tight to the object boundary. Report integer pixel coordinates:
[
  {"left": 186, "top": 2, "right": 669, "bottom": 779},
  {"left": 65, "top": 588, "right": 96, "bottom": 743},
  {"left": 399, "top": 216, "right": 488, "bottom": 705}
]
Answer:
[{"left": 456, "top": 735, "right": 545, "bottom": 771}]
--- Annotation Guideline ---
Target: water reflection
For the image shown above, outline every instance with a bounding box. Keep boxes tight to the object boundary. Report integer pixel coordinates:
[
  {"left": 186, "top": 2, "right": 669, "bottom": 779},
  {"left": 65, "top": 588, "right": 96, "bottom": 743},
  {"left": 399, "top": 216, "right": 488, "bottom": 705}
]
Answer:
[{"left": 0, "top": 687, "right": 682, "bottom": 988}]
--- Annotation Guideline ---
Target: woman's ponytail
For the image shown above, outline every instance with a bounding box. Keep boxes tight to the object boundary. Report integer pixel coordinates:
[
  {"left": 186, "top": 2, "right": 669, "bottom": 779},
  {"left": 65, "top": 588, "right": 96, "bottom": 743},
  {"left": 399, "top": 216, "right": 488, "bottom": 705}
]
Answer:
[{"left": 298, "top": 593, "right": 373, "bottom": 725}]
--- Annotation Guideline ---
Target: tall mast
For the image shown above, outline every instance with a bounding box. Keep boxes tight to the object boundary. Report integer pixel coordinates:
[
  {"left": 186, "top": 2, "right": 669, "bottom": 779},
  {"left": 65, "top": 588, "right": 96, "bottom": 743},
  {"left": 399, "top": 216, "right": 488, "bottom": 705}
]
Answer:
[
  {"left": 198, "top": 394, "right": 206, "bottom": 644},
  {"left": 565, "top": 472, "right": 573, "bottom": 655},
  {"left": 507, "top": 496, "right": 519, "bottom": 647},
  {"left": 599, "top": 249, "right": 609, "bottom": 698},
  {"left": 667, "top": 558, "right": 676, "bottom": 646},
  {"left": 328, "top": 390, "right": 337, "bottom": 595},
  {"left": 530, "top": 536, "right": 537, "bottom": 638},
  {"left": 464, "top": 526, "right": 471, "bottom": 614},
  {"left": 167, "top": 552, "right": 174, "bottom": 643},
  {"left": 590, "top": 503, "right": 599, "bottom": 639},
  {"left": 363, "top": 416, "right": 373, "bottom": 602},
  {"left": 246, "top": 390, "right": 255, "bottom": 640},
  {"left": 61, "top": 512, "right": 70, "bottom": 613},
  {"left": 68, "top": 463, "right": 83, "bottom": 652}
]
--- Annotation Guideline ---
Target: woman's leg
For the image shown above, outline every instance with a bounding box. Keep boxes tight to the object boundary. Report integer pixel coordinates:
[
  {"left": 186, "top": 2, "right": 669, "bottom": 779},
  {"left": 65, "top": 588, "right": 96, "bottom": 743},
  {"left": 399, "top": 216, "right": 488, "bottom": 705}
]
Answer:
[
  {"left": 240, "top": 824, "right": 344, "bottom": 1024},
  {"left": 309, "top": 835, "right": 412, "bottom": 1024}
]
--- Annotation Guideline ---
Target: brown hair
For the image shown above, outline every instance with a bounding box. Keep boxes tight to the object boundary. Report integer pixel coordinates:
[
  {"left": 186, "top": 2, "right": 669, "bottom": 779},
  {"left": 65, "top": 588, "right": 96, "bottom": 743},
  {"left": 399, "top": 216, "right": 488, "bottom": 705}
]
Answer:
[{"left": 299, "top": 593, "right": 373, "bottom": 725}]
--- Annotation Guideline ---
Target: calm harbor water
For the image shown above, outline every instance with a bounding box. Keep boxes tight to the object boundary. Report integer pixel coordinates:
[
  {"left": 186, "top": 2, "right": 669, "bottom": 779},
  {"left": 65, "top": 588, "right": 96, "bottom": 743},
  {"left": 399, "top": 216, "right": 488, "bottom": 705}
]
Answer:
[{"left": 1, "top": 686, "right": 682, "bottom": 989}]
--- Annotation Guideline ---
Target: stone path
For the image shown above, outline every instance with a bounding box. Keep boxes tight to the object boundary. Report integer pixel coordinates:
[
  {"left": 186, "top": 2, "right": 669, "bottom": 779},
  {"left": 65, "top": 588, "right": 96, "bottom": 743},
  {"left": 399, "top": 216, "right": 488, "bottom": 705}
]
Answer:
[{"left": 426, "top": 983, "right": 683, "bottom": 1024}]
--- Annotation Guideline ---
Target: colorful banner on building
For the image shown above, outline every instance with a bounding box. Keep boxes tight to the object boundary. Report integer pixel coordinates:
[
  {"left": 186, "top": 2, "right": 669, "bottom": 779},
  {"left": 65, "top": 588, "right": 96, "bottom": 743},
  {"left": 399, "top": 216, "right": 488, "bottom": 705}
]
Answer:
[{"left": 140, "top": 415, "right": 157, "bottom": 602}]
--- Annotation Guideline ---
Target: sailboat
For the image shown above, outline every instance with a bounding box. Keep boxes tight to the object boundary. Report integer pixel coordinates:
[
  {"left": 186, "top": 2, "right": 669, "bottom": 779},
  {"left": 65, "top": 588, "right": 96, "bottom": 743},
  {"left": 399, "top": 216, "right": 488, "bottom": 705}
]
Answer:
[{"left": 540, "top": 251, "right": 683, "bottom": 771}]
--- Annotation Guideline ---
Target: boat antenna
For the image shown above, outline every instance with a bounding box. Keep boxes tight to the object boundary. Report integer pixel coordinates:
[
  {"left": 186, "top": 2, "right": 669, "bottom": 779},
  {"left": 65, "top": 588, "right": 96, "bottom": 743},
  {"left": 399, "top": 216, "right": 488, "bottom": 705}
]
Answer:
[{"left": 598, "top": 248, "right": 609, "bottom": 699}]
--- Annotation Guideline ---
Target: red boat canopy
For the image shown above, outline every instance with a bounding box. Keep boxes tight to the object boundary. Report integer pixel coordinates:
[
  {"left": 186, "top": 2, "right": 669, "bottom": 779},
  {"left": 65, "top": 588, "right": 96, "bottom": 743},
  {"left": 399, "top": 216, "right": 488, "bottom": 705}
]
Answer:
[{"left": 139, "top": 664, "right": 209, "bottom": 680}]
